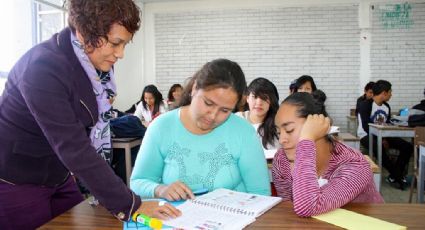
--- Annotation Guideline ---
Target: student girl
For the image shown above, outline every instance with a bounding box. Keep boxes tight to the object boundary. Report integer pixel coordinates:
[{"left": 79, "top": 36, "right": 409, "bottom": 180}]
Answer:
[
  {"left": 134, "top": 84, "right": 166, "bottom": 127},
  {"left": 294, "top": 75, "right": 317, "bottom": 93},
  {"left": 166, "top": 83, "right": 183, "bottom": 110},
  {"left": 272, "top": 92, "right": 383, "bottom": 217},
  {"left": 0, "top": 0, "right": 180, "bottom": 228},
  {"left": 130, "top": 59, "right": 271, "bottom": 201},
  {"left": 237, "top": 77, "right": 280, "bottom": 159}
]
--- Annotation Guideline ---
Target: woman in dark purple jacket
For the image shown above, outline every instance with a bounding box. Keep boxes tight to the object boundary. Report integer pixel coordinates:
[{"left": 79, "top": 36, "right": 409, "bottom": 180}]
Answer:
[{"left": 0, "top": 0, "right": 180, "bottom": 229}]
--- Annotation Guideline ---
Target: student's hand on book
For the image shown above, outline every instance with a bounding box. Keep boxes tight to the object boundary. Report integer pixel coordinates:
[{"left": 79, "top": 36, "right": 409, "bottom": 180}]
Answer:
[
  {"left": 299, "top": 114, "right": 330, "bottom": 141},
  {"left": 136, "top": 200, "right": 181, "bottom": 220},
  {"left": 155, "top": 181, "right": 195, "bottom": 201}
]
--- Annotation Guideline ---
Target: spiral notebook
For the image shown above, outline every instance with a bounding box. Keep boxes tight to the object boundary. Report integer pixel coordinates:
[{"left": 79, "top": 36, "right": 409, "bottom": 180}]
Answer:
[{"left": 163, "top": 188, "right": 282, "bottom": 230}]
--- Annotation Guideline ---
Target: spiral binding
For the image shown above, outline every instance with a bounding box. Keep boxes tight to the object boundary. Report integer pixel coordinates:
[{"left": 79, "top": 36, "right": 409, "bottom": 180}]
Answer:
[{"left": 192, "top": 199, "right": 255, "bottom": 216}]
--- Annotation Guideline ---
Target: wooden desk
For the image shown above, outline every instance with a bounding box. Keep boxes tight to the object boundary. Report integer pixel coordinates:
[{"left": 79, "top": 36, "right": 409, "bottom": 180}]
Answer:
[
  {"left": 41, "top": 200, "right": 425, "bottom": 229},
  {"left": 346, "top": 115, "right": 357, "bottom": 136},
  {"left": 337, "top": 132, "right": 360, "bottom": 149},
  {"left": 363, "top": 155, "right": 381, "bottom": 191},
  {"left": 419, "top": 144, "right": 425, "bottom": 203},
  {"left": 368, "top": 124, "right": 415, "bottom": 189},
  {"left": 111, "top": 137, "right": 142, "bottom": 185}
]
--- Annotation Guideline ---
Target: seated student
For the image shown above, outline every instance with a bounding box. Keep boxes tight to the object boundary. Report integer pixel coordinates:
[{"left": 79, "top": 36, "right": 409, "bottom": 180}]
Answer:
[
  {"left": 294, "top": 75, "right": 317, "bottom": 94},
  {"left": 166, "top": 83, "right": 183, "bottom": 110},
  {"left": 356, "top": 81, "right": 375, "bottom": 115},
  {"left": 236, "top": 77, "right": 280, "bottom": 159},
  {"left": 130, "top": 59, "right": 271, "bottom": 201},
  {"left": 357, "top": 80, "right": 413, "bottom": 189},
  {"left": 134, "top": 84, "right": 166, "bottom": 127},
  {"left": 408, "top": 87, "right": 425, "bottom": 127},
  {"left": 272, "top": 92, "right": 383, "bottom": 217}
]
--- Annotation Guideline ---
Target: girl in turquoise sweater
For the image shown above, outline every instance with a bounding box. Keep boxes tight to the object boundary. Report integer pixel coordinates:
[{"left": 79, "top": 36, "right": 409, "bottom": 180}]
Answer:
[{"left": 130, "top": 59, "right": 271, "bottom": 201}]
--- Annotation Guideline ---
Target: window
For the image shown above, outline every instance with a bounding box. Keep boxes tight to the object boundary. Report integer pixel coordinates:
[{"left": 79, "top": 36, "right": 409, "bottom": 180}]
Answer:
[
  {"left": 0, "top": 72, "right": 7, "bottom": 94},
  {"left": 0, "top": 0, "right": 67, "bottom": 95},
  {"left": 34, "top": 0, "right": 67, "bottom": 43}
]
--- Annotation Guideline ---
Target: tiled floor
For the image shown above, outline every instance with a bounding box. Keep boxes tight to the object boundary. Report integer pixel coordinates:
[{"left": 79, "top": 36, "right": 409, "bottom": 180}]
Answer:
[
  {"left": 379, "top": 160, "right": 420, "bottom": 203},
  {"left": 380, "top": 169, "right": 412, "bottom": 203}
]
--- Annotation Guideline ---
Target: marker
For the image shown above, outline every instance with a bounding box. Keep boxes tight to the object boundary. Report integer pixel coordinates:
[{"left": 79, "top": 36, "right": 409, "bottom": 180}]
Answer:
[
  {"left": 193, "top": 188, "right": 209, "bottom": 196},
  {"left": 132, "top": 213, "right": 162, "bottom": 229}
]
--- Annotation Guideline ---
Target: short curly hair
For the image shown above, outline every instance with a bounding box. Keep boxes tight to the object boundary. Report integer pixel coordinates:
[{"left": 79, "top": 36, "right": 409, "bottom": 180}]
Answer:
[{"left": 68, "top": 0, "right": 141, "bottom": 49}]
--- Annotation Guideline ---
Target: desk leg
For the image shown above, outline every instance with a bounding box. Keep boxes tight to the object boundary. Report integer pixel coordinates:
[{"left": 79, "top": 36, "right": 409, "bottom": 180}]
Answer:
[
  {"left": 374, "top": 173, "right": 381, "bottom": 192},
  {"left": 369, "top": 134, "right": 373, "bottom": 159},
  {"left": 419, "top": 152, "right": 424, "bottom": 203},
  {"left": 377, "top": 135, "right": 382, "bottom": 172},
  {"left": 346, "top": 120, "right": 350, "bottom": 135},
  {"left": 124, "top": 146, "right": 131, "bottom": 187},
  {"left": 377, "top": 134, "right": 383, "bottom": 192}
]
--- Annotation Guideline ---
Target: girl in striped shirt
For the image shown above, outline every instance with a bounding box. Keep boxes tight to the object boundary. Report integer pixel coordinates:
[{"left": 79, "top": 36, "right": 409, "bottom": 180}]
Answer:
[{"left": 272, "top": 92, "right": 383, "bottom": 217}]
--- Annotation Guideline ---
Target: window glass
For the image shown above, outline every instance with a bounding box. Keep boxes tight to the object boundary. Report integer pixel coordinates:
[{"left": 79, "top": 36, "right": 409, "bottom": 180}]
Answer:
[
  {"left": 35, "top": 0, "right": 67, "bottom": 43},
  {"left": 0, "top": 0, "right": 66, "bottom": 95}
]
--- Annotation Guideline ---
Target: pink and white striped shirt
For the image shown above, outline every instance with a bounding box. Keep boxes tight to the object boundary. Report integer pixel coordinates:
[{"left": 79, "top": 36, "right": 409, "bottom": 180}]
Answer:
[{"left": 272, "top": 140, "right": 384, "bottom": 217}]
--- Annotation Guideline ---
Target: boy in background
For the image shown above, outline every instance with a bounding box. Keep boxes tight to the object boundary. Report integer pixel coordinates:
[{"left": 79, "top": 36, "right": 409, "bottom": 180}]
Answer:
[{"left": 357, "top": 80, "right": 413, "bottom": 190}]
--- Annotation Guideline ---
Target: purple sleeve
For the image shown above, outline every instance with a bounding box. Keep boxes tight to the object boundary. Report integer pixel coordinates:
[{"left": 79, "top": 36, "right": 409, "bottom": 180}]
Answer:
[{"left": 20, "top": 62, "right": 141, "bottom": 221}]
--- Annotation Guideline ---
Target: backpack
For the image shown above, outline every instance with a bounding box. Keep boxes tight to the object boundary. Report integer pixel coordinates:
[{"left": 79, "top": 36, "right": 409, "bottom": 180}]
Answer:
[{"left": 110, "top": 115, "right": 146, "bottom": 138}]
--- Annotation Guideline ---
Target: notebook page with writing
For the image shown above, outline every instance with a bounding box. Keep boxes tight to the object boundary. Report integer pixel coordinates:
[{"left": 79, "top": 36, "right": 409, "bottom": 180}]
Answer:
[
  {"left": 192, "top": 188, "right": 282, "bottom": 217},
  {"left": 163, "top": 201, "right": 255, "bottom": 230}
]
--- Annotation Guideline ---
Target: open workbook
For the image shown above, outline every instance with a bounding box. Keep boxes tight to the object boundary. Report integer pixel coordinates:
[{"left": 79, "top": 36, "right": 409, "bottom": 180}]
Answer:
[{"left": 163, "top": 188, "right": 282, "bottom": 230}]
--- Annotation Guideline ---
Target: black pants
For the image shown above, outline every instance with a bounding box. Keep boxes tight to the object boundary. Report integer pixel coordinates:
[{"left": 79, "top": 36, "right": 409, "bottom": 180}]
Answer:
[{"left": 360, "top": 135, "right": 413, "bottom": 182}]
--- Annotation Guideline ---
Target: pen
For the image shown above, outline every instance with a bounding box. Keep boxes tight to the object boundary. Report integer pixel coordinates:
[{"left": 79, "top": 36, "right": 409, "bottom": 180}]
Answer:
[
  {"left": 193, "top": 188, "right": 209, "bottom": 196},
  {"left": 132, "top": 213, "right": 163, "bottom": 229}
]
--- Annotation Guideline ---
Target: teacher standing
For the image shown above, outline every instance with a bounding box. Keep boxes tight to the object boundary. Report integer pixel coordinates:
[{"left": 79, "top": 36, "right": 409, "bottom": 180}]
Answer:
[{"left": 0, "top": 0, "right": 179, "bottom": 229}]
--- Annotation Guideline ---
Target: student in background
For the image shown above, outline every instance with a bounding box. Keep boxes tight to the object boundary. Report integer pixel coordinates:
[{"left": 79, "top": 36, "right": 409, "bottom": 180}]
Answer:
[
  {"left": 125, "top": 98, "right": 141, "bottom": 114},
  {"left": 356, "top": 81, "right": 375, "bottom": 115},
  {"left": 0, "top": 0, "right": 180, "bottom": 229},
  {"left": 166, "top": 83, "right": 183, "bottom": 110},
  {"left": 289, "top": 79, "right": 297, "bottom": 95},
  {"left": 408, "top": 87, "right": 425, "bottom": 127},
  {"left": 357, "top": 80, "right": 413, "bottom": 190},
  {"left": 272, "top": 92, "right": 383, "bottom": 217},
  {"left": 237, "top": 77, "right": 280, "bottom": 159},
  {"left": 134, "top": 84, "right": 166, "bottom": 127},
  {"left": 232, "top": 89, "right": 249, "bottom": 112},
  {"left": 294, "top": 75, "right": 317, "bottom": 93},
  {"left": 130, "top": 59, "right": 271, "bottom": 201}
]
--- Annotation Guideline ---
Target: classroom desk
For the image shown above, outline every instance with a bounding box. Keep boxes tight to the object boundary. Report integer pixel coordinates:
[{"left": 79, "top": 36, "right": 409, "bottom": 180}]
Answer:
[
  {"left": 419, "top": 143, "right": 425, "bottom": 203},
  {"left": 346, "top": 115, "right": 357, "bottom": 136},
  {"left": 40, "top": 200, "right": 425, "bottom": 229},
  {"left": 111, "top": 137, "right": 142, "bottom": 185},
  {"left": 368, "top": 124, "right": 415, "bottom": 188},
  {"left": 337, "top": 132, "right": 360, "bottom": 149}
]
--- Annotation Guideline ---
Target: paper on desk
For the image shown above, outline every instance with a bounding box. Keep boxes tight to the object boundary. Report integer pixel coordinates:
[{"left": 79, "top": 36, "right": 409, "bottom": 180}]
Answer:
[{"left": 313, "top": 208, "right": 406, "bottom": 230}]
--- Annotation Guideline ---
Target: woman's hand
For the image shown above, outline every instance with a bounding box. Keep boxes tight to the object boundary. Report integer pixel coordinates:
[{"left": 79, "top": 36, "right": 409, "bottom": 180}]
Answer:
[
  {"left": 154, "top": 181, "right": 195, "bottom": 201},
  {"left": 135, "top": 200, "right": 181, "bottom": 220},
  {"left": 299, "top": 114, "right": 330, "bottom": 142}
]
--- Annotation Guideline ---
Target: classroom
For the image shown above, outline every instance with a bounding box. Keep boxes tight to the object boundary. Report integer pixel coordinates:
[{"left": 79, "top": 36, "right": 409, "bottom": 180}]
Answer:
[{"left": 0, "top": 0, "right": 424, "bottom": 229}]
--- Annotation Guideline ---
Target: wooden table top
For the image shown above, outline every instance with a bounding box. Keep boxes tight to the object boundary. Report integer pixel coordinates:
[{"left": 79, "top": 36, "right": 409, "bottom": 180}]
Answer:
[
  {"left": 336, "top": 132, "right": 360, "bottom": 141},
  {"left": 40, "top": 200, "right": 425, "bottom": 229},
  {"left": 368, "top": 123, "right": 415, "bottom": 131}
]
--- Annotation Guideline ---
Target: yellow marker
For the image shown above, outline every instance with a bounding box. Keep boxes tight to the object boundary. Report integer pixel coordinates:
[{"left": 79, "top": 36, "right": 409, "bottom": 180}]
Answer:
[{"left": 132, "top": 213, "right": 163, "bottom": 229}]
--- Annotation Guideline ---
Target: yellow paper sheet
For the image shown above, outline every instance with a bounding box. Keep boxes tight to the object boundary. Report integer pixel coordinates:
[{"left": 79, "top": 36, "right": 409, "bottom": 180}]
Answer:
[{"left": 313, "top": 208, "right": 406, "bottom": 230}]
